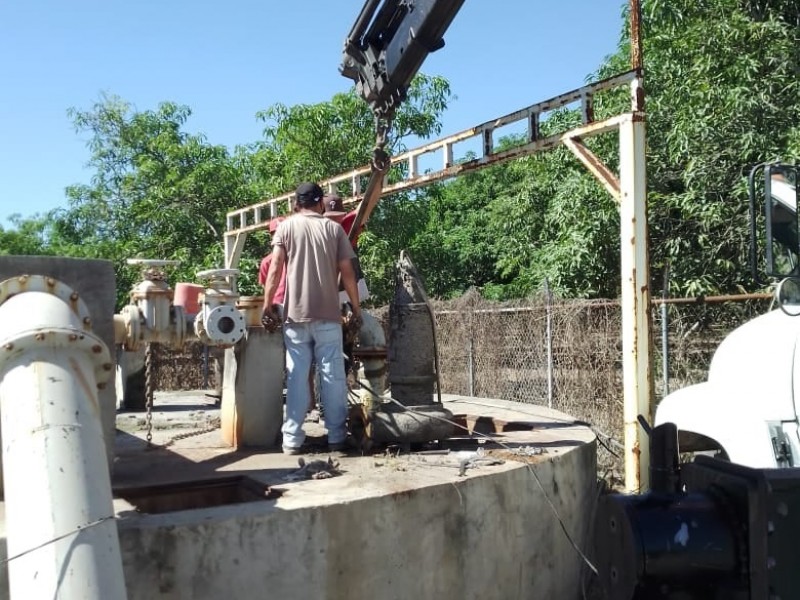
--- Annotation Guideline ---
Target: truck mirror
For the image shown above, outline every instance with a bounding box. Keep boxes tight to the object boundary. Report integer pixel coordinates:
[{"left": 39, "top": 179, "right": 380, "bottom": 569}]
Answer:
[
  {"left": 749, "top": 163, "right": 799, "bottom": 283},
  {"left": 775, "top": 277, "right": 800, "bottom": 316}
]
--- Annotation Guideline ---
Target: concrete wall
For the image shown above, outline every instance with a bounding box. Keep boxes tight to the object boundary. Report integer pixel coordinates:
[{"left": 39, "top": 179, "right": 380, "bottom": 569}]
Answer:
[{"left": 114, "top": 442, "right": 596, "bottom": 600}]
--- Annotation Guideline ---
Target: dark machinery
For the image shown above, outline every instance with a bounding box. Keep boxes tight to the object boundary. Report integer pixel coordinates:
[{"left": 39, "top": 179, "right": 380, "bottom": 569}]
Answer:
[
  {"left": 339, "top": 0, "right": 464, "bottom": 240},
  {"left": 340, "top": 0, "right": 465, "bottom": 120},
  {"left": 596, "top": 422, "right": 800, "bottom": 599}
]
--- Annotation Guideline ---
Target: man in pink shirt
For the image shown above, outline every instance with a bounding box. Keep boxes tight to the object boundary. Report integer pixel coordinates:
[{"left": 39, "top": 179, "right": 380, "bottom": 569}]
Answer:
[
  {"left": 323, "top": 193, "right": 370, "bottom": 304},
  {"left": 258, "top": 217, "right": 286, "bottom": 302}
]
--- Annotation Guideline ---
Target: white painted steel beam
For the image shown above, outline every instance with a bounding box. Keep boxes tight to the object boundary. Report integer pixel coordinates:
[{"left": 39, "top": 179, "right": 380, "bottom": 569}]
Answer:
[
  {"left": 618, "top": 113, "right": 653, "bottom": 493},
  {"left": 563, "top": 137, "right": 621, "bottom": 201}
]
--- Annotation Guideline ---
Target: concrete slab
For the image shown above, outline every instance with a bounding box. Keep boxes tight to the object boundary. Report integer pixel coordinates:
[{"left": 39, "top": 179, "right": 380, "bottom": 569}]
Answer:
[{"left": 0, "top": 391, "right": 598, "bottom": 599}]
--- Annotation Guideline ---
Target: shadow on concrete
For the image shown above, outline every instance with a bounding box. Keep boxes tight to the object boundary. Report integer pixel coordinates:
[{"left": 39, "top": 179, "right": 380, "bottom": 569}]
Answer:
[
  {"left": 118, "top": 403, "right": 218, "bottom": 414},
  {"left": 111, "top": 429, "right": 292, "bottom": 490}
]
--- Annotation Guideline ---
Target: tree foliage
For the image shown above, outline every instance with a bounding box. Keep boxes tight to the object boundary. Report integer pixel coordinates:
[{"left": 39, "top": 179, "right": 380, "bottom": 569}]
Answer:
[
  {"left": 606, "top": 0, "right": 800, "bottom": 295},
  {"left": 4, "top": 1, "right": 800, "bottom": 305},
  {"left": 402, "top": 0, "right": 800, "bottom": 300}
]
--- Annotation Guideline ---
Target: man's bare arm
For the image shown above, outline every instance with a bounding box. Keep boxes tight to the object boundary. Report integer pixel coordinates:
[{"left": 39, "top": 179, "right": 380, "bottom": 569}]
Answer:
[{"left": 263, "top": 246, "right": 286, "bottom": 311}]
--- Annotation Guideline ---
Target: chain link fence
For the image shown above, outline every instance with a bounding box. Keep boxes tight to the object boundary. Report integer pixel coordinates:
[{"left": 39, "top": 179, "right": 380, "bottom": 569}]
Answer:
[{"left": 432, "top": 288, "right": 772, "bottom": 480}]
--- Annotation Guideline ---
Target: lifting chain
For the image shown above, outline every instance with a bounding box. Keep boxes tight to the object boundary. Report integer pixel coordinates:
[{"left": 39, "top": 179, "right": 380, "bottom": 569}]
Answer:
[
  {"left": 347, "top": 114, "right": 393, "bottom": 244},
  {"left": 142, "top": 340, "right": 220, "bottom": 449},
  {"left": 160, "top": 422, "right": 221, "bottom": 448},
  {"left": 371, "top": 115, "right": 392, "bottom": 172},
  {"left": 145, "top": 342, "right": 155, "bottom": 445}
]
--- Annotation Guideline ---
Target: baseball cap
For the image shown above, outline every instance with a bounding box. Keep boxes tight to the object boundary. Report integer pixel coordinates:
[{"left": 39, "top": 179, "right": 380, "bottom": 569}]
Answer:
[
  {"left": 323, "top": 193, "right": 347, "bottom": 218},
  {"left": 295, "top": 182, "right": 324, "bottom": 204}
]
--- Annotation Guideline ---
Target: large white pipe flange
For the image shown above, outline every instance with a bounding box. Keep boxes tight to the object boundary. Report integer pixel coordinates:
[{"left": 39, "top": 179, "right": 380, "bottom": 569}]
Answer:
[
  {"left": 0, "top": 275, "right": 113, "bottom": 381},
  {"left": 195, "top": 304, "right": 247, "bottom": 346},
  {"left": 0, "top": 275, "right": 127, "bottom": 600}
]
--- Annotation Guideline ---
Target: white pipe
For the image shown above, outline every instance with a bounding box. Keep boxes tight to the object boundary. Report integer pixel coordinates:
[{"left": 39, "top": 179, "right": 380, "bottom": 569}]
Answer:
[{"left": 0, "top": 284, "right": 127, "bottom": 600}]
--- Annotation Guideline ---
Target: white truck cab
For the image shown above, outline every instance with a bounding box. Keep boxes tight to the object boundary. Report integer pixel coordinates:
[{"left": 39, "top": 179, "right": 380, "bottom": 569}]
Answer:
[{"left": 655, "top": 163, "right": 800, "bottom": 468}]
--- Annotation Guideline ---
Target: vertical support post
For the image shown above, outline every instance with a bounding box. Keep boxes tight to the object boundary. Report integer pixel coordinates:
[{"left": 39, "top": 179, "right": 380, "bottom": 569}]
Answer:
[
  {"left": 467, "top": 309, "right": 475, "bottom": 397},
  {"left": 661, "top": 265, "right": 670, "bottom": 397},
  {"left": 619, "top": 111, "right": 653, "bottom": 493},
  {"left": 224, "top": 233, "right": 235, "bottom": 269},
  {"left": 630, "top": 0, "right": 643, "bottom": 72},
  {"left": 544, "top": 278, "right": 554, "bottom": 409}
]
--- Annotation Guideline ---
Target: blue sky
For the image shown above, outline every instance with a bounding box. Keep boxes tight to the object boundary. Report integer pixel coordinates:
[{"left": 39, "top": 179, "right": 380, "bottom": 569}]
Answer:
[{"left": 0, "top": 1, "right": 626, "bottom": 226}]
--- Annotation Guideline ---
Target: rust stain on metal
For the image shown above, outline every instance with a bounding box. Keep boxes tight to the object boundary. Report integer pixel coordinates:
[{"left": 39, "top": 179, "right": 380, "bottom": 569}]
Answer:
[
  {"left": 629, "top": 0, "right": 643, "bottom": 71},
  {"left": 91, "top": 344, "right": 103, "bottom": 354},
  {"left": 225, "top": 73, "right": 638, "bottom": 240},
  {"left": 83, "top": 317, "right": 92, "bottom": 329},
  {"left": 71, "top": 292, "right": 82, "bottom": 315},
  {"left": 564, "top": 136, "right": 620, "bottom": 200}
]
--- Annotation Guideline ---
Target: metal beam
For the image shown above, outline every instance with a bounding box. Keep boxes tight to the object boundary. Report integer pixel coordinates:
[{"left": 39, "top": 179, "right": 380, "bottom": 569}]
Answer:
[
  {"left": 619, "top": 112, "right": 652, "bottom": 493},
  {"left": 223, "top": 70, "right": 638, "bottom": 244},
  {"left": 564, "top": 136, "right": 620, "bottom": 201}
]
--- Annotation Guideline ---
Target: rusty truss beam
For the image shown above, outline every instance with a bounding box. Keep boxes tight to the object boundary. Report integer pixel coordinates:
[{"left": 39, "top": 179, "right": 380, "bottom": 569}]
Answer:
[{"left": 224, "top": 69, "right": 639, "bottom": 253}]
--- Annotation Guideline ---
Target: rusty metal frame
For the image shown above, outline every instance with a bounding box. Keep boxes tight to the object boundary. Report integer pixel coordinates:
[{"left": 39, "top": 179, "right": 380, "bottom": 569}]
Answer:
[
  {"left": 224, "top": 70, "right": 638, "bottom": 249},
  {"left": 224, "top": 66, "right": 652, "bottom": 492}
]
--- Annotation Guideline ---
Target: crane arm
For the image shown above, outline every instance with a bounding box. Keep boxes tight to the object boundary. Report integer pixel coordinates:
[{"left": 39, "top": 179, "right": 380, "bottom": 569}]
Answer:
[{"left": 340, "top": 0, "right": 464, "bottom": 241}]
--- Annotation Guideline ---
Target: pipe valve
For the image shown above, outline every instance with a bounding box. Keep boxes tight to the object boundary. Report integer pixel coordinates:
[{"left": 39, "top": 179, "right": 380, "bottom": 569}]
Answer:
[
  {"left": 116, "top": 259, "right": 186, "bottom": 351},
  {"left": 194, "top": 269, "right": 246, "bottom": 347}
]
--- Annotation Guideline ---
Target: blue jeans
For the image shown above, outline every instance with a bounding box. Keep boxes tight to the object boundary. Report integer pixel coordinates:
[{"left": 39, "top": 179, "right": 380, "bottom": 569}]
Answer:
[{"left": 282, "top": 320, "right": 347, "bottom": 448}]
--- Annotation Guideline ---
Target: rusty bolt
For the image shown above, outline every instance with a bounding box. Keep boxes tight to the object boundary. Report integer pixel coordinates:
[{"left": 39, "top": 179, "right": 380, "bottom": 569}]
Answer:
[
  {"left": 46, "top": 277, "right": 56, "bottom": 287},
  {"left": 17, "top": 275, "right": 28, "bottom": 283},
  {"left": 68, "top": 333, "right": 78, "bottom": 341},
  {"left": 3, "top": 343, "right": 13, "bottom": 351},
  {"left": 102, "top": 362, "right": 113, "bottom": 371},
  {"left": 35, "top": 333, "right": 46, "bottom": 341},
  {"left": 83, "top": 317, "right": 91, "bottom": 327},
  {"left": 70, "top": 291, "right": 79, "bottom": 301},
  {"left": 91, "top": 344, "right": 103, "bottom": 354},
  {"left": 97, "top": 382, "right": 107, "bottom": 390}
]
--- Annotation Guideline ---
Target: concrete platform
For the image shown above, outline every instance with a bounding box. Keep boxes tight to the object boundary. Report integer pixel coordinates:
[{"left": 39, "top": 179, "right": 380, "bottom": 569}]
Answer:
[{"left": 0, "top": 392, "right": 597, "bottom": 600}]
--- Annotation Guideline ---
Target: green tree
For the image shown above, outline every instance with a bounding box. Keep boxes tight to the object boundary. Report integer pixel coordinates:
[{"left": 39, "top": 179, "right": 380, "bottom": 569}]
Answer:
[
  {"left": 53, "top": 94, "right": 252, "bottom": 304},
  {"left": 417, "top": 0, "right": 800, "bottom": 300},
  {"left": 0, "top": 214, "right": 52, "bottom": 256},
  {"left": 599, "top": 0, "right": 800, "bottom": 296},
  {"left": 245, "top": 74, "right": 454, "bottom": 303}
]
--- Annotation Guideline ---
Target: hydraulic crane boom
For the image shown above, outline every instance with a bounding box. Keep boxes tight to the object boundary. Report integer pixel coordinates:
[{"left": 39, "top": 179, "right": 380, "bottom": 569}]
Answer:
[
  {"left": 341, "top": 0, "right": 464, "bottom": 120},
  {"left": 339, "top": 0, "right": 464, "bottom": 240}
]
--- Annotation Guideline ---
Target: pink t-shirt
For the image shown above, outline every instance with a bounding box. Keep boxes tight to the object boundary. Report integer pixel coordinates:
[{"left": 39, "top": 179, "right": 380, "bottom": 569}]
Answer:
[
  {"left": 259, "top": 254, "right": 286, "bottom": 304},
  {"left": 340, "top": 210, "right": 363, "bottom": 248}
]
